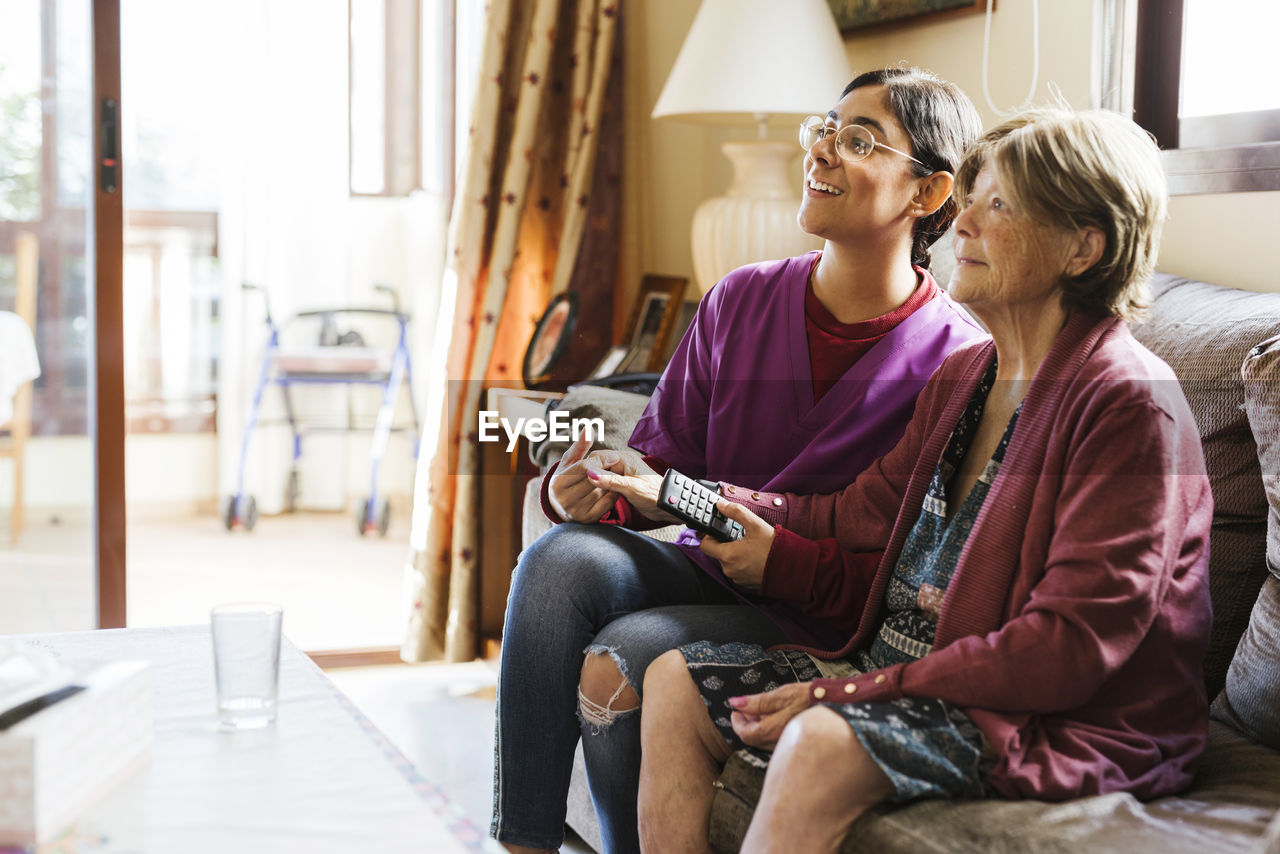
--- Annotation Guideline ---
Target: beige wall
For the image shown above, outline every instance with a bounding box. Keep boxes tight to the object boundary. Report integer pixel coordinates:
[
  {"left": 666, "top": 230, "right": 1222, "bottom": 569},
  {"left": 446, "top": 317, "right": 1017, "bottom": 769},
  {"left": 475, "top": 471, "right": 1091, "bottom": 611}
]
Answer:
[
  {"left": 626, "top": 0, "right": 1279, "bottom": 305},
  {"left": 843, "top": 0, "right": 1092, "bottom": 122},
  {"left": 1162, "top": 192, "right": 1280, "bottom": 291},
  {"left": 620, "top": 0, "right": 811, "bottom": 329}
]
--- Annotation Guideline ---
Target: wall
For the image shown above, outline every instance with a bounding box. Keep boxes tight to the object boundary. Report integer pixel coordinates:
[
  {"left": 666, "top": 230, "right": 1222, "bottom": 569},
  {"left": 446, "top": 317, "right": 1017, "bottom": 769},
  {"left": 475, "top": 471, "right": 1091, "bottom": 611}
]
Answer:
[
  {"left": 626, "top": 0, "right": 1279, "bottom": 299},
  {"left": 1161, "top": 192, "right": 1280, "bottom": 291},
  {"left": 621, "top": 0, "right": 809, "bottom": 328}
]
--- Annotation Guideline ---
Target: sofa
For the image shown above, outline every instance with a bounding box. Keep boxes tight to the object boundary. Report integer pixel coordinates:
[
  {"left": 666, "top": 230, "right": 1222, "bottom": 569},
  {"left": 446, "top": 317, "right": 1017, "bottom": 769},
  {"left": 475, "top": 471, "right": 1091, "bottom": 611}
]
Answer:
[{"left": 521, "top": 271, "right": 1280, "bottom": 853}]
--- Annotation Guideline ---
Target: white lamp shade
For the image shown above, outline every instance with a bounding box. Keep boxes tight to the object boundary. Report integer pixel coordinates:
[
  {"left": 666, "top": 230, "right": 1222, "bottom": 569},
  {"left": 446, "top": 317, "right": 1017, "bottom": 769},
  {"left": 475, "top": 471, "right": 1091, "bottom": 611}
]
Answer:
[{"left": 652, "top": 0, "right": 853, "bottom": 124}]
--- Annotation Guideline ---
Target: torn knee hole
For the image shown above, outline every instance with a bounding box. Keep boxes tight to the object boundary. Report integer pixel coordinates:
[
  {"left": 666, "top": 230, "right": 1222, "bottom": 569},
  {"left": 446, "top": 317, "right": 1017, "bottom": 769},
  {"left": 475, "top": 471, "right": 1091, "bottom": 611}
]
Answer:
[
  {"left": 578, "top": 681, "right": 636, "bottom": 727},
  {"left": 578, "top": 651, "right": 639, "bottom": 727}
]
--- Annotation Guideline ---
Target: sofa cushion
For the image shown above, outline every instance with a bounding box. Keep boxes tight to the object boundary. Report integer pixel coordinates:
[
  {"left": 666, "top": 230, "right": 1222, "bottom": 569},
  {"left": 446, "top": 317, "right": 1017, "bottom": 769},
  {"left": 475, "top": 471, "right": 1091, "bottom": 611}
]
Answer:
[
  {"left": 1211, "top": 334, "right": 1280, "bottom": 748},
  {"left": 1130, "top": 275, "right": 1280, "bottom": 698},
  {"left": 709, "top": 721, "right": 1280, "bottom": 854}
]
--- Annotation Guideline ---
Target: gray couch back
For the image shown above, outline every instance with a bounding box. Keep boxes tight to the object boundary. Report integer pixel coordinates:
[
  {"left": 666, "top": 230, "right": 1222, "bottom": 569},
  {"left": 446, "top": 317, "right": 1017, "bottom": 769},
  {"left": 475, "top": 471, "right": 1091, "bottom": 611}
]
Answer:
[{"left": 1130, "top": 273, "right": 1280, "bottom": 698}]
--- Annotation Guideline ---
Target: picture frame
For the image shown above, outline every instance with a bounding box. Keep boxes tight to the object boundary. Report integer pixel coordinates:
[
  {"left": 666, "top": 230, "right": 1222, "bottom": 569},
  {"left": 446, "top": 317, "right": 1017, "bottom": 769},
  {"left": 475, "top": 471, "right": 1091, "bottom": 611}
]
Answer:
[
  {"left": 587, "top": 345, "right": 631, "bottom": 380},
  {"left": 522, "top": 292, "right": 579, "bottom": 389},
  {"left": 616, "top": 275, "right": 688, "bottom": 374},
  {"left": 827, "top": 0, "right": 992, "bottom": 34},
  {"left": 660, "top": 299, "right": 699, "bottom": 365}
]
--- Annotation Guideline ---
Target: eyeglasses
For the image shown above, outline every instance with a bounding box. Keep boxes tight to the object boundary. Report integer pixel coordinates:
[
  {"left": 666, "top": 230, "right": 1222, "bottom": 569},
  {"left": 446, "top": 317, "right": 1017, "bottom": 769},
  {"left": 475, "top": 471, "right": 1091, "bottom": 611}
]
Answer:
[{"left": 798, "top": 116, "right": 927, "bottom": 169}]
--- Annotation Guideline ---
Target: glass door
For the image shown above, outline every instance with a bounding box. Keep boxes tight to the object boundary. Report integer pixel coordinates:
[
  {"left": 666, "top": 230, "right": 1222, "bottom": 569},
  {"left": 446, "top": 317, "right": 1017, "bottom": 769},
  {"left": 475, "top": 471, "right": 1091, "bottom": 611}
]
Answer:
[{"left": 0, "top": 0, "right": 115, "bottom": 634}]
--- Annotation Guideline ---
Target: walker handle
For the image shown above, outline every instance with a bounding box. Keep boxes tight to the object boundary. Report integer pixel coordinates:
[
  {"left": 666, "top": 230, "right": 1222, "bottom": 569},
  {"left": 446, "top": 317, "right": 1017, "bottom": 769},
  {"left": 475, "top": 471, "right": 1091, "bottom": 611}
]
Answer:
[
  {"left": 374, "top": 283, "right": 402, "bottom": 315},
  {"left": 242, "top": 281, "right": 273, "bottom": 325}
]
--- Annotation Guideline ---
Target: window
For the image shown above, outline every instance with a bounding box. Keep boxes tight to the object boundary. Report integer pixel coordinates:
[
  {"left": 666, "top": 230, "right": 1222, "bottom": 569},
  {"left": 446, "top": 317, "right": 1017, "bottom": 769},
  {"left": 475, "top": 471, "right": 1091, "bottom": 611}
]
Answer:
[
  {"left": 1, "top": 0, "right": 220, "bottom": 437},
  {"left": 1132, "top": 0, "right": 1280, "bottom": 194},
  {"left": 0, "top": 1, "right": 41, "bottom": 225},
  {"left": 120, "top": 0, "right": 223, "bottom": 434},
  {"left": 349, "top": 0, "right": 456, "bottom": 199},
  {"left": 0, "top": 0, "right": 95, "bottom": 436}
]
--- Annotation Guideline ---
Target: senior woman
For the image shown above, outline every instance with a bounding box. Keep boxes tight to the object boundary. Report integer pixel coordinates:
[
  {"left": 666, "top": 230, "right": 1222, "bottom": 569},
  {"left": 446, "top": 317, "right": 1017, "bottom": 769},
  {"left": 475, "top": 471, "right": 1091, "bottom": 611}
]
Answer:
[{"left": 595, "top": 107, "right": 1213, "bottom": 853}]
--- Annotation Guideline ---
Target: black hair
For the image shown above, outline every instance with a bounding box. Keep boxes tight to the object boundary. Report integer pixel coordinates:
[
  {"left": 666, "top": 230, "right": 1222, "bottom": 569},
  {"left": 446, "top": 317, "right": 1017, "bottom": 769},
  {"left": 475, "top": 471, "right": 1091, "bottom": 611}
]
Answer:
[{"left": 841, "top": 67, "right": 983, "bottom": 269}]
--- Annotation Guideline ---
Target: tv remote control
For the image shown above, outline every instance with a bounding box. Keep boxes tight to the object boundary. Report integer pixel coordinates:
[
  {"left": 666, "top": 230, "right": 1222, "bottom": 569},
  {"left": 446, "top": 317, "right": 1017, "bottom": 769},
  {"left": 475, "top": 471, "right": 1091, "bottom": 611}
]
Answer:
[{"left": 658, "top": 470, "right": 745, "bottom": 542}]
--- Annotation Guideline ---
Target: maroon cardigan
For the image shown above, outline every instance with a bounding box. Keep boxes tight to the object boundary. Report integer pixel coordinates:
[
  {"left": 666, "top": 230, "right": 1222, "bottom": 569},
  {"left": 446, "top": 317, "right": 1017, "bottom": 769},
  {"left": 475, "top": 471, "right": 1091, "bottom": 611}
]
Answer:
[{"left": 724, "top": 311, "right": 1214, "bottom": 800}]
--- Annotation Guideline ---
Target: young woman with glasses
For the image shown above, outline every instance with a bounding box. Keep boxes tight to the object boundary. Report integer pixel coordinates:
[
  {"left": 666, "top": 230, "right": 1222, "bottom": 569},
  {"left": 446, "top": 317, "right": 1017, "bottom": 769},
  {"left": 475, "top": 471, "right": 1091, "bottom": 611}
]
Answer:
[{"left": 492, "top": 67, "right": 986, "bottom": 854}]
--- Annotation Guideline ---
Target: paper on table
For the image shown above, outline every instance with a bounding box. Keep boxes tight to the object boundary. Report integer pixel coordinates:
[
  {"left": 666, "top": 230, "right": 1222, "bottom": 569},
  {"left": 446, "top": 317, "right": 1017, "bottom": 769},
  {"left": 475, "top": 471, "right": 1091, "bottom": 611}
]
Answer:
[{"left": 0, "top": 643, "right": 76, "bottom": 718}]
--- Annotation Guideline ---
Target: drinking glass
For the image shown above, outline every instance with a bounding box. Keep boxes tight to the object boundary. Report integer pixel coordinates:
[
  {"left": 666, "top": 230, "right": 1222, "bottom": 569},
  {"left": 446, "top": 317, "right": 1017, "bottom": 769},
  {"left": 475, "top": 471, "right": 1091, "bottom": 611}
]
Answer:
[{"left": 211, "top": 603, "right": 282, "bottom": 729}]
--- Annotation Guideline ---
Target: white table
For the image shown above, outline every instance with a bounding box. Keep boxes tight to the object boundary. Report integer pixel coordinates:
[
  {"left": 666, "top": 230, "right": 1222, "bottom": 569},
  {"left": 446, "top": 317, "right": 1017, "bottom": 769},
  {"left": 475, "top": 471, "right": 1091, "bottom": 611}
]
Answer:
[{"left": 2, "top": 627, "right": 487, "bottom": 853}]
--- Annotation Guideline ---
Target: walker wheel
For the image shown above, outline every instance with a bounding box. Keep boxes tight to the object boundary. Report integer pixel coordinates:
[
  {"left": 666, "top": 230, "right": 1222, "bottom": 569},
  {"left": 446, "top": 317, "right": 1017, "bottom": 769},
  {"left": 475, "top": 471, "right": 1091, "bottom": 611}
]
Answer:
[
  {"left": 376, "top": 499, "right": 391, "bottom": 538},
  {"left": 221, "top": 495, "right": 237, "bottom": 531},
  {"left": 284, "top": 470, "right": 300, "bottom": 513},
  {"left": 243, "top": 495, "right": 259, "bottom": 532},
  {"left": 355, "top": 497, "right": 391, "bottom": 537},
  {"left": 356, "top": 499, "right": 371, "bottom": 536}
]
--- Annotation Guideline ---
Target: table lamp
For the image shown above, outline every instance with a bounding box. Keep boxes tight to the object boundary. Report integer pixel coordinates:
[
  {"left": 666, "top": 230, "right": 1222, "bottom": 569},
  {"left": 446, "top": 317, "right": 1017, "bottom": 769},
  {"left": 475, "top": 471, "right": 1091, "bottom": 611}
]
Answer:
[{"left": 652, "top": 0, "right": 853, "bottom": 295}]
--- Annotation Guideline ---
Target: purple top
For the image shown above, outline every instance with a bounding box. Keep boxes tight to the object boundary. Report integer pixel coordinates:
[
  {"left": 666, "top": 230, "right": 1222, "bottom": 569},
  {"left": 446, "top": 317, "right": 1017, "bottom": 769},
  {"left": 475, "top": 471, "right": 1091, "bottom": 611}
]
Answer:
[{"left": 629, "top": 253, "right": 987, "bottom": 648}]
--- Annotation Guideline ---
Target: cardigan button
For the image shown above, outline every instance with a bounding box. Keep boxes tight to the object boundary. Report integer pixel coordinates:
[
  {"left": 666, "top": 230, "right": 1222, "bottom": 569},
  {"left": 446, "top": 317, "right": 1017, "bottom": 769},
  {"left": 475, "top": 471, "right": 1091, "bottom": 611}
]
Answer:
[
  {"left": 726, "top": 486, "right": 735, "bottom": 494},
  {"left": 813, "top": 686, "right": 826, "bottom": 700},
  {"left": 844, "top": 683, "right": 857, "bottom": 694},
  {"left": 875, "top": 674, "right": 887, "bottom": 684},
  {"left": 751, "top": 492, "right": 760, "bottom": 500},
  {"left": 772, "top": 497, "right": 783, "bottom": 507}
]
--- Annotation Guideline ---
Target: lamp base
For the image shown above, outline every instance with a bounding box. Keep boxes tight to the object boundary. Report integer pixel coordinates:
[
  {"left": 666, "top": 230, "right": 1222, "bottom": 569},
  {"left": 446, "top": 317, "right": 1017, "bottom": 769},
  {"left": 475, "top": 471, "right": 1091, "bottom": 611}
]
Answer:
[{"left": 691, "top": 140, "right": 822, "bottom": 295}]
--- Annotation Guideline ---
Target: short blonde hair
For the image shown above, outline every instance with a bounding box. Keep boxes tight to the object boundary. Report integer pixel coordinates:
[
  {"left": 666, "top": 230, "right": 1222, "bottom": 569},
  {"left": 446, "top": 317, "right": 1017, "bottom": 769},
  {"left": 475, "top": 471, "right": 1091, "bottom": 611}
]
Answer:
[{"left": 953, "top": 108, "right": 1167, "bottom": 320}]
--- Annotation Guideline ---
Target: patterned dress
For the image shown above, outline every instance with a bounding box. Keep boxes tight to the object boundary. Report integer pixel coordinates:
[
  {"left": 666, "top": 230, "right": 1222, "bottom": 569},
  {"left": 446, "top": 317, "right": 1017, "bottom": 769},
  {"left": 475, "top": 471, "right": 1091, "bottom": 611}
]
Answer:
[{"left": 682, "top": 362, "right": 1020, "bottom": 802}]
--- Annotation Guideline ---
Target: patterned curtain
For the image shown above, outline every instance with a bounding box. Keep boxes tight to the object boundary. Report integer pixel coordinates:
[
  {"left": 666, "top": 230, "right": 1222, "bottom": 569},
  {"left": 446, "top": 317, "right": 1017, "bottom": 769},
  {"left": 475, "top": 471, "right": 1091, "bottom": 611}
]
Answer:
[{"left": 401, "top": 0, "right": 622, "bottom": 662}]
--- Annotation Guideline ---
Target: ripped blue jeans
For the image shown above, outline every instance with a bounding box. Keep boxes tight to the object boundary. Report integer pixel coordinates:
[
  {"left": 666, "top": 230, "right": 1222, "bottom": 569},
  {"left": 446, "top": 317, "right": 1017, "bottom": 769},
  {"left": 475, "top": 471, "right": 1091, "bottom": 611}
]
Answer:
[{"left": 491, "top": 523, "right": 786, "bottom": 854}]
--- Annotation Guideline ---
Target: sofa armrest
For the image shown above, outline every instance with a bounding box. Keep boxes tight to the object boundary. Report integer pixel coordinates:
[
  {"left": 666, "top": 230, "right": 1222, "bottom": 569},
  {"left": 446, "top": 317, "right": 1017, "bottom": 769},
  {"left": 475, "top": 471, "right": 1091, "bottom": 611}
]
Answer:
[
  {"left": 527, "top": 385, "right": 655, "bottom": 468},
  {"left": 521, "top": 382, "right": 685, "bottom": 547}
]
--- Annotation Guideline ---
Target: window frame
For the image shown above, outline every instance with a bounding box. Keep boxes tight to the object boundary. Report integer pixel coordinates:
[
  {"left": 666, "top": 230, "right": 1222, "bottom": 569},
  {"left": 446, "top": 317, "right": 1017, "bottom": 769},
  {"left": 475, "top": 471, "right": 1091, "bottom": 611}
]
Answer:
[
  {"left": 1133, "top": 0, "right": 1280, "bottom": 195},
  {"left": 347, "top": 0, "right": 456, "bottom": 200}
]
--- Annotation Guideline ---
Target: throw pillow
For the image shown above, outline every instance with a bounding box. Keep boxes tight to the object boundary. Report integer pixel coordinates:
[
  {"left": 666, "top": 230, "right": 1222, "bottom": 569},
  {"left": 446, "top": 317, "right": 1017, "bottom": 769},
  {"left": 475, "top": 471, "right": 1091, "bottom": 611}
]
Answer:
[
  {"left": 1250, "top": 335, "right": 1280, "bottom": 576},
  {"left": 1211, "top": 334, "right": 1280, "bottom": 748}
]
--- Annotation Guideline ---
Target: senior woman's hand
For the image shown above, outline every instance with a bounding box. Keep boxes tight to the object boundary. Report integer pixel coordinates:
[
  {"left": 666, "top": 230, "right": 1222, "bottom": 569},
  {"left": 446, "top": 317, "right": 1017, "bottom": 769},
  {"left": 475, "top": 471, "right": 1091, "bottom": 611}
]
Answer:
[
  {"left": 729, "top": 682, "right": 813, "bottom": 751},
  {"left": 697, "top": 500, "right": 775, "bottom": 592},
  {"left": 548, "top": 435, "right": 651, "bottom": 523}
]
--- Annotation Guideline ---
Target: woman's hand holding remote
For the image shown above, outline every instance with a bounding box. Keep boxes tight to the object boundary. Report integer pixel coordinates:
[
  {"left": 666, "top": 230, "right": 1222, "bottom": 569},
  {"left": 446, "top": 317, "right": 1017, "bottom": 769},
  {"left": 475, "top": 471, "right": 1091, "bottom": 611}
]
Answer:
[{"left": 697, "top": 500, "right": 775, "bottom": 591}]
